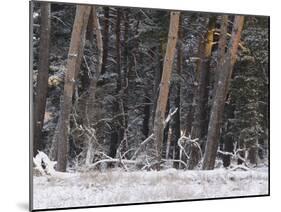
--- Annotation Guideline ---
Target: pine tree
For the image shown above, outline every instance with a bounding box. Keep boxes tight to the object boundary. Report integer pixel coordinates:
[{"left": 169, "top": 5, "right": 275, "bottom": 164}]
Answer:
[
  {"left": 202, "top": 16, "right": 244, "bottom": 170},
  {"left": 153, "top": 11, "right": 180, "bottom": 170},
  {"left": 57, "top": 5, "right": 91, "bottom": 172},
  {"left": 33, "top": 2, "right": 51, "bottom": 156}
]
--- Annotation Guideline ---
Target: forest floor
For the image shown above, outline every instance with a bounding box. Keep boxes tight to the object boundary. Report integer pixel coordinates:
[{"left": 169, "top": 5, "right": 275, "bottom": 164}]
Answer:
[{"left": 33, "top": 167, "right": 268, "bottom": 210}]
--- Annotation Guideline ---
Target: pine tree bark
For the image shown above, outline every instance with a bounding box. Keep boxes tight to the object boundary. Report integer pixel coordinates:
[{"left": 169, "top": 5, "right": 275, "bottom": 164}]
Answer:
[
  {"left": 172, "top": 15, "right": 183, "bottom": 166},
  {"left": 153, "top": 11, "right": 180, "bottom": 170},
  {"left": 122, "top": 9, "right": 130, "bottom": 138},
  {"left": 85, "top": 6, "right": 103, "bottom": 165},
  {"left": 85, "top": 7, "right": 103, "bottom": 124},
  {"left": 33, "top": 2, "right": 51, "bottom": 156},
  {"left": 191, "top": 16, "right": 216, "bottom": 140},
  {"left": 109, "top": 9, "right": 122, "bottom": 158},
  {"left": 189, "top": 16, "right": 216, "bottom": 169},
  {"left": 214, "top": 15, "right": 228, "bottom": 94},
  {"left": 57, "top": 6, "right": 91, "bottom": 172},
  {"left": 151, "top": 44, "right": 164, "bottom": 126},
  {"left": 202, "top": 16, "right": 244, "bottom": 170}
]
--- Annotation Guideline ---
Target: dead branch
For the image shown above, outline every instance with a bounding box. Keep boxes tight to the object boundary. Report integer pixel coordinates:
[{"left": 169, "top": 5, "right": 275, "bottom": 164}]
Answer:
[
  {"left": 162, "top": 159, "right": 188, "bottom": 169},
  {"left": 131, "top": 134, "right": 155, "bottom": 160},
  {"left": 89, "top": 159, "right": 137, "bottom": 169},
  {"left": 230, "top": 164, "right": 249, "bottom": 171},
  {"left": 164, "top": 107, "right": 178, "bottom": 126}
]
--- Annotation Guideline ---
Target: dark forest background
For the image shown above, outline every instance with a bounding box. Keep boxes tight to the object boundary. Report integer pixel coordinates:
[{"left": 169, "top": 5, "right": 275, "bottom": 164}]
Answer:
[{"left": 32, "top": 2, "right": 269, "bottom": 172}]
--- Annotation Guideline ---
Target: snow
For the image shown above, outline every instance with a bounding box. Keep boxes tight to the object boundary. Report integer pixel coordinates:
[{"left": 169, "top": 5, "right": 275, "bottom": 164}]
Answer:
[
  {"left": 33, "top": 151, "right": 57, "bottom": 175},
  {"left": 33, "top": 167, "right": 268, "bottom": 210}
]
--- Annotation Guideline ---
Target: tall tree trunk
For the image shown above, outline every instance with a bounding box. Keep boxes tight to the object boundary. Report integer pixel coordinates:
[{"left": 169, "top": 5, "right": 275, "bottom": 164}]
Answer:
[
  {"left": 85, "top": 7, "right": 103, "bottom": 124},
  {"left": 219, "top": 16, "right": 233, "bottom": 168},
  {"left": 188, "top": 17, "right": 216, "bottom": 169},
  {"left": 191, "top": 16, "right": 216, "bottom": 140},
  {"left": 109, "top": 9, "right": 122, "bottom": 159},
  {"left": 214, "top": 15, "right": 228, "bottom": 94},
  {"left": 85, "top": 6, "right": 103, "bottom": 165},
  {"left": 151, "top": 44, "right": 164, "bottom": 127},
  {"left": 153, "top": 12, "right": 180, "bottom": 170},
  {"left": 202, "top": 16, "right": 244, "bottom": 170},
  {"left": 33, "top": 2, "right": 51, "bottom": 156},
  {"left": 101, "top": 7, "right": 109, "bottom": 75},
  {"left": 57, "top": 6, "right": 91, "bottom": 172},
  {"left": 143, "top": 46, "right": 155, "bottom": 139},
  {"left": 172, "top": 14, "right": 183, "bottom": 166},
  {"left": 122, "top": 9, "right": 130, "bottom": 140}
]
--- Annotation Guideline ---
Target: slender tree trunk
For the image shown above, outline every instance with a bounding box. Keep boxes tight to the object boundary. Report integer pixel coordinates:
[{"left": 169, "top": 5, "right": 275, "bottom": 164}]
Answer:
[
  {"left": 143, "top": 46, "right": 155, "bottom": 139},
  {"left": 151, "top": 44, "right": 163, "bottom": 126},
  {"left": 248, "top": 138, "right": 259, "bottom": 165},
  {"left": 191, "top": 16, "right": 216, "bottom": 140},
  {"left": 185, "top": 86, "right": 196, "bottom": 135},
  {"left": 189, "top": 17, "right": 216, "bottom": 169},
  {"left": 85, "top": 6, "right": 103, "bottom": 165},
  {"left": 165, "top": 128, "right": 173, "bottom": 159},
  {"left": 122, "top": 9, "right": 130, "bottom": 141},
  {"left": 109, "top": 9, "right": 122, "bottom": 159},
  {"left": 85, "top": 6, "right": 103, "bottom": 124},
  {"left": 219, "top": 16, "right": 233, "bottom": 168},
  {"left": 153, "top": 12, "right": 180, "bottom": 170},
  {"left": 142, "top": 90, "right": 151, "bottom": 139},
  {"left": 101, "top": 7, "right": 109, "bottom": 75},
  {"left": 222, "top": 132, "right": 234, "bottom": 167},
  {"left": 33, "top": 2, "right": 51, "bottom": 156},
  {"left": 172, "top": 15, "right": 183, "bottom": 166},
  {"left": 202, "top": 16, "right": 244, "bottom": 170},
  {"left": 57, "top": 6, "right": 91, "bottom": 172},
  {"left": 214, "top": 15, "right": 228, "bottom": 94}
]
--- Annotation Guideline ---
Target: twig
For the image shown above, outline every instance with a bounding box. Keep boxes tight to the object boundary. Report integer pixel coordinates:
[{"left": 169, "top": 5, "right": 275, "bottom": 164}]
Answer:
[{"left": 51, "top": 15, "right": 71, "bottom": 28}]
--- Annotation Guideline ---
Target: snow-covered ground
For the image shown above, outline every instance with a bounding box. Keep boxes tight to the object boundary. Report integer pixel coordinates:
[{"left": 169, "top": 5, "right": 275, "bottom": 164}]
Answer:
[{"left": 33, "top": 167, "right": 268, "bottom": 210}]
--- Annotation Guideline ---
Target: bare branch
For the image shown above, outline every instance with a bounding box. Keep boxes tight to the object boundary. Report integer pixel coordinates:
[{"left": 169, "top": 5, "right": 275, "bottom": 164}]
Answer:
[
  {"left": 162, "top": 159, "right": 188, "bottom": 169},
  {"left": 164, "top": 107, "right": 178, "bottom": 126},
  {"left": 89, "top": 159, "right": 137, "bottom": 169},
  {"left": 131, "top": 134, "right": 155, "bottom": 160}
]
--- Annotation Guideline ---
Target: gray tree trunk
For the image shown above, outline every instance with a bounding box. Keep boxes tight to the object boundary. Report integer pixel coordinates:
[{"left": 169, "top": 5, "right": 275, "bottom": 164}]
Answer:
[
  {"left": 85, "top": 6, "right": 104, "bottom": 166},
  {"left": 33, "top": 2, "right": 51, "bottom": 156},
  {"left": 57, "top": 6, "right": 91, "bottom": 172},
  {"left": 189, "top": 16, "right": 216, "bottom": 169},
  {"left": 202, "top": 16, "right": 244, "bottom": 170},
  {"left": 153, "top": 12, "right": 180, "bottom": 170}
]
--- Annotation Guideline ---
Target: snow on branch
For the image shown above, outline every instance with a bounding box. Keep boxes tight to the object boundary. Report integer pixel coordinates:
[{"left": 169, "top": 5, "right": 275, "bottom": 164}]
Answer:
[
  {"left": 177, "top": 135, "right": 202, "bottom": 160},
  {"left": 33, "top": 151, "right": 57, "bottom": 176},
  {"left": 218, "top": 145, "right": 247, "bottom": 166},
  {"left": 164, "top": 107, "right": 178, "bottom": 126},
  {"left": 162, "top": 159, "right": 188, "bottom": 169},
  {"left": 230, "top": 164, "right": 249, "bottom": 171},
  {"left": 131, "top": 134, "right": 155, "bottom": 160},
  {"left": 89, "top": 159, "right": 137, "bottom": 169}
]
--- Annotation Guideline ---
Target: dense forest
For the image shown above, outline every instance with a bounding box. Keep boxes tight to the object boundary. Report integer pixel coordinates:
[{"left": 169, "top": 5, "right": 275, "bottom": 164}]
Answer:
[{"left": 32, "top": 2, "right": 269, "bottom": 173}]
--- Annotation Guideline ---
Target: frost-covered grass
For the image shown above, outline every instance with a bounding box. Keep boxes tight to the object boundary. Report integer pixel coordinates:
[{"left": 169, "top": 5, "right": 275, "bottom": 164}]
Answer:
[{"left": 33, "top": 167, "right": 268, "bottom": 210}]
